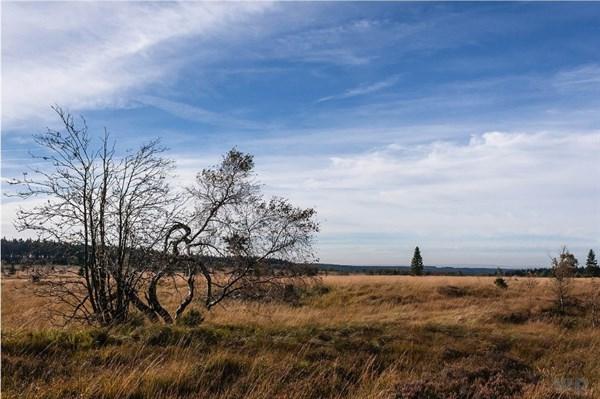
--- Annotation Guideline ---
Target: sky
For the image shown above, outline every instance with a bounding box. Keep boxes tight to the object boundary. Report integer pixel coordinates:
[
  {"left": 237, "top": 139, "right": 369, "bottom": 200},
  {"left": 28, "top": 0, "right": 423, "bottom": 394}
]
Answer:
[{"left": 2, "top": 2, "right": 599, "bottom": 267}]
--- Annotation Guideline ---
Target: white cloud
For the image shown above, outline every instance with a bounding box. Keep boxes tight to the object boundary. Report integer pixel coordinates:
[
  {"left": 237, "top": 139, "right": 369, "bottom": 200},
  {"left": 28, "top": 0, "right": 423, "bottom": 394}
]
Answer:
[
  {"left": 252, "top": 131, "right": 600, "bottom": 265},
  {"left": 1, "top": 2, "right": 270, "bottom": 129},
  {"left": 317, "top": 75, "right": 400, "bottom": 103},
  {"left": 4, "top": 129, "right": 599, "bottom": 266}
]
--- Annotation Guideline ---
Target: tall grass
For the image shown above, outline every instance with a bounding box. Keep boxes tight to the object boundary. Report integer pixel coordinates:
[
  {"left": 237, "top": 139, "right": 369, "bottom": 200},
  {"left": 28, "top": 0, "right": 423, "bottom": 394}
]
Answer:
[{"left": 2, "top": 274, "right": 599, "bottom": 398}]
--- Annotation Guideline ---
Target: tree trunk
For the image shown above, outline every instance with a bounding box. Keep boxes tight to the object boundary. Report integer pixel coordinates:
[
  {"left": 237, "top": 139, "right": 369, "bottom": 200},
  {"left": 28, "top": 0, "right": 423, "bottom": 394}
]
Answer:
[
  {"left": 175, "top": 269, "right": 195, "bottom": 320},
  {"left": 129, "top": 291, "right": 159, "bottom": 323},
  {"left": 148, "top": 271, "right": 174, "bottom": 324}
]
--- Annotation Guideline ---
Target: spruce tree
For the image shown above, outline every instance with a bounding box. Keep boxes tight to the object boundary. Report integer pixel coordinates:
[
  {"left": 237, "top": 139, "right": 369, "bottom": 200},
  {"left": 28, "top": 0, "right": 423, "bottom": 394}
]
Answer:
[
  {"left": 586, "top": 249, "right": 599, "bottom": 277},
  {"left": 411, "top": 246, "right": 424, "bottom": 276}
]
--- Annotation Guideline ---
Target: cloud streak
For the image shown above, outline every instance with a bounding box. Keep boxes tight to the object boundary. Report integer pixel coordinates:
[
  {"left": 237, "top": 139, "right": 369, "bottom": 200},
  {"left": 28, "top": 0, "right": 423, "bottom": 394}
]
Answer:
[
  {"left": 1, "top": 2, "right": 270, "bottom": 129},
  {"left": 137, "top": 96, "right": 272, "bottom": 130},
  {"left": 317, "top": 76, "right": 400, "bottom": 103}
]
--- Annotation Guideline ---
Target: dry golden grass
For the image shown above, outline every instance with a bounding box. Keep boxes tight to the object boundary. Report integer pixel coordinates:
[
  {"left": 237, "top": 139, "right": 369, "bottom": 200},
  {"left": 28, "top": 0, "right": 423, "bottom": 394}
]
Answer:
[{"left": 2, "top": 273, "right": 600, "bottom": 398}]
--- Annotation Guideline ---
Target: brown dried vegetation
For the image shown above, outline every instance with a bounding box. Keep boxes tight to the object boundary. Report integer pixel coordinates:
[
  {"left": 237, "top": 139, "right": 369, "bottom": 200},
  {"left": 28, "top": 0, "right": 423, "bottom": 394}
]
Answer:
[{"left": 2, "top": 274, "right": 600, "bottom": 398}]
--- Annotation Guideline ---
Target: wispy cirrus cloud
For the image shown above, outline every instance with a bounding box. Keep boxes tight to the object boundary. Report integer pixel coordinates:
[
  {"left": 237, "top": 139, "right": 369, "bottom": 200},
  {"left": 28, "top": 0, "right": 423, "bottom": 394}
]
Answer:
[
  {"left": 1, "top": 2, "right": 271, "bottom": 129},
  {"left": 137, "top": 96, "right": 274, "bottom": 131},
  {"left": 553, "top": 64, "right": 600, "bottom": 90},
  {"left": 316, "top": 75, "right": 401, "bottom": 103}
]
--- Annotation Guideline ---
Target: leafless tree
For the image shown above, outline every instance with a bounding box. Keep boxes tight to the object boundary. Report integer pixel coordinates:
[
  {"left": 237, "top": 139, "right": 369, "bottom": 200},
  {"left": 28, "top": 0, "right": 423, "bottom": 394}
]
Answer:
[
  {"left": 9, "top": 106, "right": 181, "bottom": 325},
  {"left": 129, "top": 149, "right": 320, "bottom": 324},
  {"left": 9, "top": 108, "right": 319, "bottom": 326},
  {"left": 551, "top": 247, "right": 577, "bottom": 313}
]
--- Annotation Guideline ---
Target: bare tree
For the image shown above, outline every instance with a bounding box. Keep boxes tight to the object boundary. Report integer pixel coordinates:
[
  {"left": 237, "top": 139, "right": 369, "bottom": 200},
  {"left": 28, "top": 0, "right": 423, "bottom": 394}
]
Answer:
[
  {"left": 551, "top": 247, "right": 578, "bottom": 313},
  {"left": 10, "top": 108, "right": 318, "bottom": 326},
  {"left": 9, "top": 106, "right": 180, "bottom": 325},
  {"left": 128, "top": 149, "right": 319, "bottom": 324}
]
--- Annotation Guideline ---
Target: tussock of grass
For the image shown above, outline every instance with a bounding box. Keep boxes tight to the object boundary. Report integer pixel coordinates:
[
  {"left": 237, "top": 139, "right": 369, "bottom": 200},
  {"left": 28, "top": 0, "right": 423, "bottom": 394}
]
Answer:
[{"left": 2, "top": 328, "right": 113, "bottom": 356}]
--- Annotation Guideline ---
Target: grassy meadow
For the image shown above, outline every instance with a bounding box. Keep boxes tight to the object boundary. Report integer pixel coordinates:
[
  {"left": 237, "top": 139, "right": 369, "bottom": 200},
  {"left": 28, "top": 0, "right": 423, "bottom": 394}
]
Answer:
[{"left": 2, "top": 273, "right": 599, "bottom": 398}]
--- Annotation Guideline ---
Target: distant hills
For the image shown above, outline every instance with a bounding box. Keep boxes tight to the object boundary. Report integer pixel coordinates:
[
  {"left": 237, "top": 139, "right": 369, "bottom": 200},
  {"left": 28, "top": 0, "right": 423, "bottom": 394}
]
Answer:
[{"left": 316, "top": 263, "right": 525, "bottom": 276}]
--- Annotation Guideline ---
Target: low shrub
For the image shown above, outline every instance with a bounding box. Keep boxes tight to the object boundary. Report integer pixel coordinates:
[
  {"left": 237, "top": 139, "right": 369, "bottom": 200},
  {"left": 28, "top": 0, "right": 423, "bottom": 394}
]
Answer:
[
  {"left": 396, "top": 351, "right": 537, "bottom": 399},
  {"left": 494, "top": 277, "right": 509, "bottom": 289}
]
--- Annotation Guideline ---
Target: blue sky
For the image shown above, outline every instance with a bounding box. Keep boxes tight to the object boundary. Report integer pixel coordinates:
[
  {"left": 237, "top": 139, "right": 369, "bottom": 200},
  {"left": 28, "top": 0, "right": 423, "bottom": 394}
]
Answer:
[{"left": 2, "top": 2, "right": 599, "bottom": 267}]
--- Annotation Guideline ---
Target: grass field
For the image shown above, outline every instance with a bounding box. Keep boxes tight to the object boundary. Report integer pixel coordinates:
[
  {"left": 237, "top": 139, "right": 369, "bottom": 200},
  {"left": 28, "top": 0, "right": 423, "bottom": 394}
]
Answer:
[{"left": 2, "top": 274, "right": 599, "bottom": 398}]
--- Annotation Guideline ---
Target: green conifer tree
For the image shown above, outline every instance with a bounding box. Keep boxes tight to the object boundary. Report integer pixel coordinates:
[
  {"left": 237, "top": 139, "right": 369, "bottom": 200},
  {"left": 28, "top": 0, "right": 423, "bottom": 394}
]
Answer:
[
  {"left": 411, "top": 246, "right": 424, "bottom": 276},
  {"left": 586, "top": 249, "right": 599, "bottom": 277}
]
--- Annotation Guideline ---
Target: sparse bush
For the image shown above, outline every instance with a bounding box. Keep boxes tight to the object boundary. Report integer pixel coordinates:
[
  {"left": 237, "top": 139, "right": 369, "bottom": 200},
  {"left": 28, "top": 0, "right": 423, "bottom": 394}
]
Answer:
[
  {"left": 494, "top": 277, "right": 508, "bottom": 289},
  {"left": 29, "top": 269, "right": 42, "bottom": 283},
  {"left": 524, "top": 273, "right": 539, "bottom": 292},
  {"left": 552, "top": 247, "right": 578, "bottom": 313}
]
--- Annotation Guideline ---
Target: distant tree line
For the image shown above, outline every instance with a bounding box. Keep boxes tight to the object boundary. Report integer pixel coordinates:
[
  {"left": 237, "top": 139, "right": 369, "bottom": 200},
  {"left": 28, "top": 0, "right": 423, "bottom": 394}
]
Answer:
[
  {"left": 1, "top": 238, "right": 84, "bottom": 266},
  {"left": 504, "top": 249, "right": 599, "bottom": 278},
  {"left": 4, "top": 237, "right": 596, "bottom": 279},
  {"left": 406, "top": 246, "right": 599, "bottom": 278},
  {"left": 0, "top": 237, "right": 320, "bottom": 277}
]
